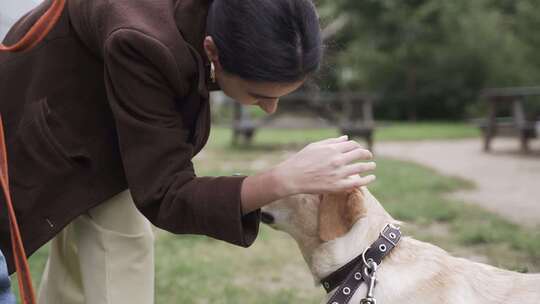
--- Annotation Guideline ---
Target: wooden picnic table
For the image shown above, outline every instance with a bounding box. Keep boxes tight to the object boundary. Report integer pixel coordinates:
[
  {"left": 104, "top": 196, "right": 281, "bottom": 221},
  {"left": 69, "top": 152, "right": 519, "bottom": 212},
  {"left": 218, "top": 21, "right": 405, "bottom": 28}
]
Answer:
[
  {"left": 231, "top": 91, "right": 377, "bottom": 150},
  {"left": 480, "top": 87, "right": 540, "bottom": 152}
]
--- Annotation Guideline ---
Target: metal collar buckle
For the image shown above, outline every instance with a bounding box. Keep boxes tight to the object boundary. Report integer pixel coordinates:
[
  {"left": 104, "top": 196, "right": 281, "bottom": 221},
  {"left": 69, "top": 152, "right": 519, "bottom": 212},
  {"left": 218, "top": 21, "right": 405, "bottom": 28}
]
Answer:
[{"left": 380, "top": 223, "right": 401, "bottom": 246}]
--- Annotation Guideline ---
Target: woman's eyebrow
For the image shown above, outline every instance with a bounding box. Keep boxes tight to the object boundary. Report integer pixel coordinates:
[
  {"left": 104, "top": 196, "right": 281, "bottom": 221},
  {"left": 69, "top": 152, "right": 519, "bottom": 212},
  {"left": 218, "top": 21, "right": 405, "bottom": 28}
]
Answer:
[{"left": 248, "top": 91, "right": 279, "bottom": 99}]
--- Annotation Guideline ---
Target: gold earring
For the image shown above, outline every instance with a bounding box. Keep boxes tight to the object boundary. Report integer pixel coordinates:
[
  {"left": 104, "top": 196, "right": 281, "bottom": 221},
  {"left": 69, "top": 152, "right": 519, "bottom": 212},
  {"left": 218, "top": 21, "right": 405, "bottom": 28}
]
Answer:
[{"left": 210, "top": 62, "right": 216, "bottom": 83}]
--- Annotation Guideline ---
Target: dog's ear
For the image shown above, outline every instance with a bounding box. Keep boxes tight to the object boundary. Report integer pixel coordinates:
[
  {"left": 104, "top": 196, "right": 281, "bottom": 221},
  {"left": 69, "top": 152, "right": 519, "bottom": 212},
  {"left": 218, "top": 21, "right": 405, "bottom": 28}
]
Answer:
[{"left": 318, "top": 189, "right": 366, "bottom": 242}]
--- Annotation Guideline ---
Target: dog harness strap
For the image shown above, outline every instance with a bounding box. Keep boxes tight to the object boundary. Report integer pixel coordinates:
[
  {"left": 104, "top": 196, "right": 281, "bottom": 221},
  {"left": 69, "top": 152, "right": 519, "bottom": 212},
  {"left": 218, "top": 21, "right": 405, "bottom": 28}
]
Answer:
[
  {"left": 326, "top": 259, "right": 366, "bottom": 304},
  {"left": 0, "top": 116, "right": 37, "bottom": 304},
  {"left": 320, "top": 254, "right": 364, "bottom": 292},
  {"left": 323, "top": 224, "right": 401, "bottom": 304}
]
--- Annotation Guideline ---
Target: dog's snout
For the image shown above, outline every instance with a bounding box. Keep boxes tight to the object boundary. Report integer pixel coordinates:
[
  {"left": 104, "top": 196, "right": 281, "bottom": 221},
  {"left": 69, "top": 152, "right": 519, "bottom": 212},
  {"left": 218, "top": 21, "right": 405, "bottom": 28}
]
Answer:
[{"left": 261, "top": 211, "right": 275, "bottom": 225}]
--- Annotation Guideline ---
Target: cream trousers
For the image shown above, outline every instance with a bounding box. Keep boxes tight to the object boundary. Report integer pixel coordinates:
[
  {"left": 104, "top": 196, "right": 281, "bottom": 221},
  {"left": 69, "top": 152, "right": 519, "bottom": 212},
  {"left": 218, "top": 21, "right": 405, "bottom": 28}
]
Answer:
[{"left": 37, "top": 190, "right": 155, "bottom": 304}]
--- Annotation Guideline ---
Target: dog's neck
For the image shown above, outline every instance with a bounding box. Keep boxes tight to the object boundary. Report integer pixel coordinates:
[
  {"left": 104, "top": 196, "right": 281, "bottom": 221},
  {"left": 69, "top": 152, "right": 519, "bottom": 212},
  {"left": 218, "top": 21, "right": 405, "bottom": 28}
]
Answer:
[{"left": 308, "top": 188, "right": 398, "bottom": 282}]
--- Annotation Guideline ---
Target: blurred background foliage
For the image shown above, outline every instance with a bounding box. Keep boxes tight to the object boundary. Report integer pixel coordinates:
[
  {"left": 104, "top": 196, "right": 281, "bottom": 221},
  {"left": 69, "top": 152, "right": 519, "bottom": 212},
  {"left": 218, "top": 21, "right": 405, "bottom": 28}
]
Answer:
[{"left": 314, "top": 0, "right": 540, "bottom": 120}]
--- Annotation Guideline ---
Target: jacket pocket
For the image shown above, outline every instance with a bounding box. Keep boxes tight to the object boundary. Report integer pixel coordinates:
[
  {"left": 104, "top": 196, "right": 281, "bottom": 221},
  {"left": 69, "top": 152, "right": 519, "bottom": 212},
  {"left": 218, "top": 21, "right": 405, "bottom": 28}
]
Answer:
[
  {"left": 34, "top": 98, "right": 90, "bottom": 166},
  {"left": 8, "top": 98, "right": 91, "bottom": 216}
]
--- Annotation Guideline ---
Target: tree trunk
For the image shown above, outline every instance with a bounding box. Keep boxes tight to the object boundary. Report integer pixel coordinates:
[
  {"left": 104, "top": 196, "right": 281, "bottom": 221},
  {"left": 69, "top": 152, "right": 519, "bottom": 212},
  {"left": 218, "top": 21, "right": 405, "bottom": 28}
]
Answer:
[{"left": 406, "top": 65, "right": 418, "bottom": 121}]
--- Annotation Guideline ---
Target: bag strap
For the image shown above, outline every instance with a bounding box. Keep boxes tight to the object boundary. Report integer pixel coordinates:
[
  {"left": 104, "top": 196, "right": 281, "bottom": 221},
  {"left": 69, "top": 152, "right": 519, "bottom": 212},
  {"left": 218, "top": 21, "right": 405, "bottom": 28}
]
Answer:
[
  {"left": 0, "top": 1, "right": 65, "bottom": 302},
  {"left": 0, "top": 0, "right": 66, "bottom": 52},
  {"left": 0, "top": 116, "right": 36, "bottom": 304}
]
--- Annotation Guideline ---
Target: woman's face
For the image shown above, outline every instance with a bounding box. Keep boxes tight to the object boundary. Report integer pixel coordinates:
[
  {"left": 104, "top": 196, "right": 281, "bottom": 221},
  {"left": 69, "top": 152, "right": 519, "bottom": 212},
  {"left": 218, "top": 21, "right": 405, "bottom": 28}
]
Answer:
[
  {"left": 204, "top": 36, "right": 305, "bottom": 114},
  {"left": 217, "top": 72, "right": 305, "bottom": 114}
]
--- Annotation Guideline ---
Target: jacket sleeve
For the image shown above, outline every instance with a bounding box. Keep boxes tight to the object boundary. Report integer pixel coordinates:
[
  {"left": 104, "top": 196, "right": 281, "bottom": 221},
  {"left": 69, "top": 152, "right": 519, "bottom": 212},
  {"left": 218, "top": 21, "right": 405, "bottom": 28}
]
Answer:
[{"left": 102, "top": 29, "right": 260, "bottom": 247}]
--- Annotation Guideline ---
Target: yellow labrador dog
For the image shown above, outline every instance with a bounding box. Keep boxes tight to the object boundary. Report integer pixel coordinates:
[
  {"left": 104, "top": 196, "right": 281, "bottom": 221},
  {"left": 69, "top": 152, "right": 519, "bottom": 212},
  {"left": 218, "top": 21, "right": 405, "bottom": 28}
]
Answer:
[{"left": 261, "top": 187, "right": 540, "bottom": 304}]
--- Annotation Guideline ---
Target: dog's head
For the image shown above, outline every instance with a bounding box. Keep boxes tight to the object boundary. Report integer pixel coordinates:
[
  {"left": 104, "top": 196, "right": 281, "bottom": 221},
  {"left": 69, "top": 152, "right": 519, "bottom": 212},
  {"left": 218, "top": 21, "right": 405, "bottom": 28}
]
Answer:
[{"left": 261, "top": 189, "right": 367, "bottom": 243}]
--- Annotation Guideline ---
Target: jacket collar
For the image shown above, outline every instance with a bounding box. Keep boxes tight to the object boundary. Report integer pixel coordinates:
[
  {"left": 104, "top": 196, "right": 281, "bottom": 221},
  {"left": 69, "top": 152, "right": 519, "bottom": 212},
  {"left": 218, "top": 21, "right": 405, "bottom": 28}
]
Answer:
[{"left": 173, "top": 0, "right": 220, "bottom": 92}]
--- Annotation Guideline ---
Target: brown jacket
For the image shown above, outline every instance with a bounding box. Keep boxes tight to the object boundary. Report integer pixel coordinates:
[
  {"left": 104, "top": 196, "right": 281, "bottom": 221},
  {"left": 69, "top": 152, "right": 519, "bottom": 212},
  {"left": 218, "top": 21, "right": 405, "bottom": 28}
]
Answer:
[{"left": 0, "top": 0, "right": 260, "bottom": 273}]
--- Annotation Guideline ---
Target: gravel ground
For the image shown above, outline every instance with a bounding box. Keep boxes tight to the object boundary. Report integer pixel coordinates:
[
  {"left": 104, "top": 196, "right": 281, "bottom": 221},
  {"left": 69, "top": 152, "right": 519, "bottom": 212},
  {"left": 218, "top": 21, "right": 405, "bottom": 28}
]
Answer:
[{"left": 376, "top": 138, "right": 540, "bottom": 227}]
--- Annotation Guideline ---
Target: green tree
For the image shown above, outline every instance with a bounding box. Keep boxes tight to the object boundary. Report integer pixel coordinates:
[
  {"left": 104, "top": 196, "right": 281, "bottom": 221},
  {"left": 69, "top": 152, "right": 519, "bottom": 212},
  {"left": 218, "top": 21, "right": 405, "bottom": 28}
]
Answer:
[{"left": 318, "top": 0, "right": 540, "bottom": 120}]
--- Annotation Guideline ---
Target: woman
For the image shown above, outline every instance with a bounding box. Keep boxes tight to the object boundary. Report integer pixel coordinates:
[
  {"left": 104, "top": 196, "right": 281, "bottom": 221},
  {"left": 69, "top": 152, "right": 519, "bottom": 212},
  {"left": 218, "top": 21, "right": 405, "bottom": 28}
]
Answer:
[{"left": 0, "top": 0, "right": 376, "bottom": 303}]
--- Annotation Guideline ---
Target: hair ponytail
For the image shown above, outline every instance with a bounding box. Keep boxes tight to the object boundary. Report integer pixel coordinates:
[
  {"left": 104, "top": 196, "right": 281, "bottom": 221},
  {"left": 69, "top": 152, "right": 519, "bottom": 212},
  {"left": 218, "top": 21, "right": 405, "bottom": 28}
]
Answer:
[{"left": 207, "top": 0, "right": 323, "bottom": 83}]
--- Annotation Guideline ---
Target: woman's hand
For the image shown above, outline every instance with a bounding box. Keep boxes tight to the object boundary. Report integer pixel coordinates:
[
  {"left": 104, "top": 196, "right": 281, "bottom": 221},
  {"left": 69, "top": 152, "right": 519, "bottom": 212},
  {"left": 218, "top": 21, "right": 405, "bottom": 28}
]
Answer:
[
  {"left": 272, "top": 135, "right": 375, "bottom": 196},
  {"left": 240, "top": 136, "right": 375, "bottom": 214}
]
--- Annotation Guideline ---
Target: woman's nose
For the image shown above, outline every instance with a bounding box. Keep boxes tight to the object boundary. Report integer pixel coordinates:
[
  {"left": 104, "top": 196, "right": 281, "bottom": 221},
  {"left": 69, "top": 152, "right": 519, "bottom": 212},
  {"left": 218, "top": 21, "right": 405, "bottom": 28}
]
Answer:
[{"left": 258, "top": 99, "right": 279, "bottom": 114}]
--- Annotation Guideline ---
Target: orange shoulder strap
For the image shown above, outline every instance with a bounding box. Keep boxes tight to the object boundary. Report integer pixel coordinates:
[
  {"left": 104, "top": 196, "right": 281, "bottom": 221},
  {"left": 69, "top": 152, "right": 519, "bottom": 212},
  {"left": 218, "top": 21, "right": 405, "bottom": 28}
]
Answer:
[
  {"left": 0, "top": 116, "right": 36, "bottom": 304},
  {"left": 0, "top": 1, "right": 66, "bottom": 303},
  {"left": 0, "top": 0, "right": 66, "bottom": 52}
]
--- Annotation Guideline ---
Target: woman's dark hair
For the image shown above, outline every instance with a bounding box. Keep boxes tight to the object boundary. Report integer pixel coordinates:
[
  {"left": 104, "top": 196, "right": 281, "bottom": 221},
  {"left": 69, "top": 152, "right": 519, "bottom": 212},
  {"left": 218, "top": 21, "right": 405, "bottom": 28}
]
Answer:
[{"left": 207, "top": 0, "right": 323, "bottom": 83}]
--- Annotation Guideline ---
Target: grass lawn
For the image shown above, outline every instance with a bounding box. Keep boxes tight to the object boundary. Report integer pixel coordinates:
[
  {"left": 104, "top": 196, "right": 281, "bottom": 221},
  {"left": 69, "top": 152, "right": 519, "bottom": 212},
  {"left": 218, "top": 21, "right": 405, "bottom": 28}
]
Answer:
[
  {"left": 375, "top": 121, "right": 481, "bottom": 141},
  {"left": 13, "top": 125, "right": 539, "bottom": 303},
  {"left": 209, "top": 121, "right": 481, "bottom": 148}
]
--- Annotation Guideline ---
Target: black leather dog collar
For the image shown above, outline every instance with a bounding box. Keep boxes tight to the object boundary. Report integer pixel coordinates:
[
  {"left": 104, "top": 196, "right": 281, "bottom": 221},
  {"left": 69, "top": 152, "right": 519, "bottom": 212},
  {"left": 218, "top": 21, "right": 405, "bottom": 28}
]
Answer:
[{"left": 320, "top": 223, "right": 402, "bottom": 303}]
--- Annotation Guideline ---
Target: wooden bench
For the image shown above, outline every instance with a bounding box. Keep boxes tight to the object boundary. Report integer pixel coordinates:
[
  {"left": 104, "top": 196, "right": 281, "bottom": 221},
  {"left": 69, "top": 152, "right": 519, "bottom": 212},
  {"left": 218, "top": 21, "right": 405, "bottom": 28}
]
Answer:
[
  {"left": 479, "top": 87, "right": 540, "bottom": 152},
  {"left": 231, "top": 91, "right": 377, "bottom": 150},
  {"left": 336, "top": 92, "right": 376, "bottom": 151}
]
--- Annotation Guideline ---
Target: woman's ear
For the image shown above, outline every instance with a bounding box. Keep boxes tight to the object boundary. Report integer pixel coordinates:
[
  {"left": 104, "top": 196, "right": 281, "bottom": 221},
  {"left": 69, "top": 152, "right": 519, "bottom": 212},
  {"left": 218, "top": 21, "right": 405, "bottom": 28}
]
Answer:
[{"left": 318, "top": 189, "right": 366, "bottom": 242}]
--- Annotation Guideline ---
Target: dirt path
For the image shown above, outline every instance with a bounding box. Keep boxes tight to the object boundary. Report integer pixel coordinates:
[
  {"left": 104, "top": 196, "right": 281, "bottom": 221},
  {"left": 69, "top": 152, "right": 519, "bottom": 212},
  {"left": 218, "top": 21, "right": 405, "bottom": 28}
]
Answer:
[{"left": 376, "top": 138, "right": 540, "bottom": 227}]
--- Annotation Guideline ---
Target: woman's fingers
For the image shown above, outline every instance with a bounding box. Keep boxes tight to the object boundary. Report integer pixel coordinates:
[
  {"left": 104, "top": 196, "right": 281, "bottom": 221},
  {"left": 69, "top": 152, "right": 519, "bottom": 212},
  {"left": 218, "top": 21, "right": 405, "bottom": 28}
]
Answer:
[
  {"left": 339, "top": 174, "right": 376, "bottom": 190},
  {"left": 341, "top": 162, "right": 376, "bottom": 177},
  {"left": 274, "top": 136, "right": 376, "bottom": 196},
  {"left": 333, "top": 140, "right": 363, "bottom": 153},
  {"left": 342, "top": 147, "right": 373, "bottom": 164},
  {"left": 314, "top": 135, "right": 348, "bottom": 146}
]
